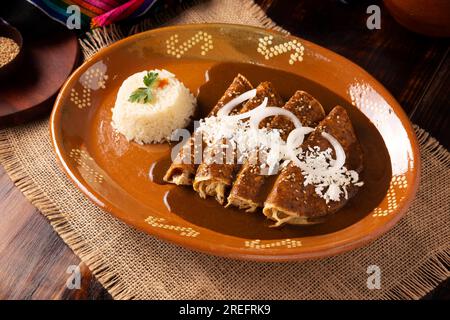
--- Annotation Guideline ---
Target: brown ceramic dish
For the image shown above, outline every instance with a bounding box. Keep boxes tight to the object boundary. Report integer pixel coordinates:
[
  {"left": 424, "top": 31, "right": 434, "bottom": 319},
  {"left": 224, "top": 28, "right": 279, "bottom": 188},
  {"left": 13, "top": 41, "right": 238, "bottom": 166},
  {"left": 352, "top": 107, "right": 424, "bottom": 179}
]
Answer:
[
  {"left": 384, "top": 0, "right": 450, "bottom": 37},
  {"left": 50, "top": 24, "right": 420, "bottom": 261}
]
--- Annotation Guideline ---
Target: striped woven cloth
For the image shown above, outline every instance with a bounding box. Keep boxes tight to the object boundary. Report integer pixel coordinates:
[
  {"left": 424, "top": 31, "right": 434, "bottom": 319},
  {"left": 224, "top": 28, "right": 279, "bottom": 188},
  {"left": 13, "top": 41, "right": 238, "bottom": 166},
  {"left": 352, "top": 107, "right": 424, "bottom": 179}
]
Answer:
[{"left": 26, "top": 0, "right": 179, "bottom": 28}]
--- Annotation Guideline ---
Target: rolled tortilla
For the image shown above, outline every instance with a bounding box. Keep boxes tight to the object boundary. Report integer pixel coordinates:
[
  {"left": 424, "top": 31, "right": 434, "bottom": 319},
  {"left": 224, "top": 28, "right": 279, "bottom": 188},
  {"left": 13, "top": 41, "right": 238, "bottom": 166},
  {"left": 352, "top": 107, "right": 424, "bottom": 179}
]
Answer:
[
  {"left": 263, "top": 106, "right": 364, "bottom": 226},
  {"left": 163, "top": 74, "right": 253, "bottom": 185},
  {"left": 193, "top": 82, "right": 284, "bottom": 204},
  {"left": 227, "top": 91, "right": 326, "bottom": 212}
]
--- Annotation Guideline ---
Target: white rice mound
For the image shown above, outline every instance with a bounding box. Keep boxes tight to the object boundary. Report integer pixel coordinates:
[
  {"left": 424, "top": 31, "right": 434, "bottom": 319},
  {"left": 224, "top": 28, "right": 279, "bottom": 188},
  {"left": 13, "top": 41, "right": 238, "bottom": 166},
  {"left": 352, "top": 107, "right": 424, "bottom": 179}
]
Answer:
[{"left": 111, "top": 69, "right": 196, "bottom": 144}]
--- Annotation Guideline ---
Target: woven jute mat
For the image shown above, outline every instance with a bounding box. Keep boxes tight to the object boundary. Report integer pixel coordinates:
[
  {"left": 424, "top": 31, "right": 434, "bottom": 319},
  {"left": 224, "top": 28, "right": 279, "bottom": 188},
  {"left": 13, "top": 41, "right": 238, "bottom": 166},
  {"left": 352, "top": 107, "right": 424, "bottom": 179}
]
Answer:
[{"left": 0, "top": 0, "right": 449, "bottom": 299}]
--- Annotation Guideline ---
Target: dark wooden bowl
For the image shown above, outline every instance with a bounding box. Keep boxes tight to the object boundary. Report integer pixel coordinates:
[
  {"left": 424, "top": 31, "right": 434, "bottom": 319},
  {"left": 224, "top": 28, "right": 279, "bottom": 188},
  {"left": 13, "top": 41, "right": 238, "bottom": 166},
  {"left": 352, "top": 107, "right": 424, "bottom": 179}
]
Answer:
[
  {"left": 0, "top": 20, "right": 79, "bottom": 127},
  {"left": 0, "top": 18, "right": 23, "bottom": 80}
]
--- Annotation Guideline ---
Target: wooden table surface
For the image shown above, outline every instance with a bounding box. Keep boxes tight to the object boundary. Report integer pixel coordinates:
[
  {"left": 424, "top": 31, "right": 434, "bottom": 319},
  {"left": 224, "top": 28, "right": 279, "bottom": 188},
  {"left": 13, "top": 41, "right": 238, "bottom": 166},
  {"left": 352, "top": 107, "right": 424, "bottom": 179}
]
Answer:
[{"left": 0, "top": 0, "right": 448, "bottom": 299}]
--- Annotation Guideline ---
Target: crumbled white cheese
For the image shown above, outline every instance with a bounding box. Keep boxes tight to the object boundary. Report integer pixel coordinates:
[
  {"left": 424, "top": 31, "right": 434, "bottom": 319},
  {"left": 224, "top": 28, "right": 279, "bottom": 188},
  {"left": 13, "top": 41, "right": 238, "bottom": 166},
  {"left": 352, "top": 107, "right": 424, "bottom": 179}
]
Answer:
[
  {"left": 197, "top": 116, "right": 285, "bottom": 170},
  {"left": 297, "top": 147, "right": 363, "bottom": 203},
  {"left": 196, "top": 115, "right": 363, "bottom": 203}
]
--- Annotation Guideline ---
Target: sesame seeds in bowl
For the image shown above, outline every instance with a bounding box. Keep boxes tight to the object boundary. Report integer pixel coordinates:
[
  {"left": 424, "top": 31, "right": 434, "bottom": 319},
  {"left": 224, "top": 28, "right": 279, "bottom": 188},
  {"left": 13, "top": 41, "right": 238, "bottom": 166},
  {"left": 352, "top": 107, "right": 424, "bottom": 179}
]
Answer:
[{"left": 0, "top": 19, "right": 23, "bottom": 79}]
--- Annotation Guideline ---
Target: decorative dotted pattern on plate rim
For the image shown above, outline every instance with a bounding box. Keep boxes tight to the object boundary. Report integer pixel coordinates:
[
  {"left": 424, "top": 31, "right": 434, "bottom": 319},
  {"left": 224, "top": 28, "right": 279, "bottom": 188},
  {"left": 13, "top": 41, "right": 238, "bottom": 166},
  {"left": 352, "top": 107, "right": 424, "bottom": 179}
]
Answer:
[
  {"left": 245, "top": 239, "right": 302, "bottom": 249},
  {"left": 257, "top": 35, "right": 304, "bottom": 65},
  {"left": 145, "top": 216, "right": 200, "bottom": 238},
  {"left": 70, "top": 88, "right": 91, "bottom": 109},
  {"left": 348, "top": 81, "right": 411, "bottom": 218},
  {"left": 166, "top": 31, "right": 213, "bottom": 58},
  {"left": 69, "top": 149, "right": 104, "bottom": 184},
  {"left": 347, "top": 81, "right": 395, "bottom": 129},
  {"left": 372, "top": 175, "right": 407, "bottom": 217},
  {"left": 70, "top": 62, "right": 108, "bottom": 109}
]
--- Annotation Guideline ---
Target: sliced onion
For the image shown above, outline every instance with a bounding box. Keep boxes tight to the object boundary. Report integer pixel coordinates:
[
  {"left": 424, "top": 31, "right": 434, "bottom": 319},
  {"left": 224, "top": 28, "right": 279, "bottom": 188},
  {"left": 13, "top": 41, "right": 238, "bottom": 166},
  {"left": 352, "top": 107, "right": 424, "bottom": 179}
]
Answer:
[
  {"left": 228, "top": 97, "right": 268, "bottom": 121},
  {"left": 321, "top": 132, "right": 346, "bottom": 170},
  {"left": 286, "top": 127, "right": 314, "bottom": 167},
  {"left": 217, "top": 89, "right": 257, "bottom": 117},
  {"left": 287, "top": 127, "right": 315, "bottom": 148},
  {"left": 249, "top": 107, "right": 303, "bottom": 130}
]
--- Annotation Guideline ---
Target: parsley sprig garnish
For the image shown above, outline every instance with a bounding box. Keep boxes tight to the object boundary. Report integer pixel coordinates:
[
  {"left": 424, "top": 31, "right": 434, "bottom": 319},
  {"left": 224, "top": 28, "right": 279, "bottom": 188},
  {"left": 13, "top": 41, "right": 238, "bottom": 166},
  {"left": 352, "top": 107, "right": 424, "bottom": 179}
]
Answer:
[{"left": 129, "top": 71, "right": 159, "bottom": 104}]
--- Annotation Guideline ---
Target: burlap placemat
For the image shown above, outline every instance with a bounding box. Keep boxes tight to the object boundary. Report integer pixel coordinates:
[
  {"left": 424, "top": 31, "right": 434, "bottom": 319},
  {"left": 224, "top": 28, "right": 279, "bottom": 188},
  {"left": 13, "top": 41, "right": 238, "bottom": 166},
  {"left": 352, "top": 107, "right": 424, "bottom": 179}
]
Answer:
[{"left": 0, "top": 0, "right": 449, "bottom": 300}]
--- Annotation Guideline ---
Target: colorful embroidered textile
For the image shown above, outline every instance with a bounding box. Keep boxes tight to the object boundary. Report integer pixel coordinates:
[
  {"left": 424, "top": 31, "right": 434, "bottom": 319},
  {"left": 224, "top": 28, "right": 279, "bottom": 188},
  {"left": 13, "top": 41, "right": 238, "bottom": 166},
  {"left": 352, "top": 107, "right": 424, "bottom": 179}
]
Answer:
[{"left": 26, "top": 0, "right": 179, "bottom": 28}]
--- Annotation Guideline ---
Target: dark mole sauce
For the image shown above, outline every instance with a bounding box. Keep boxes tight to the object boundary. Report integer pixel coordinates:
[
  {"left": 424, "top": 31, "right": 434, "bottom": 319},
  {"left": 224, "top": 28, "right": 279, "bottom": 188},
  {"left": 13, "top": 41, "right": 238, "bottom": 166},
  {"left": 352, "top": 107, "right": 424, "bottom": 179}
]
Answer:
[{"left": 151, "top": 62, "right": 392, "bottom": 239}]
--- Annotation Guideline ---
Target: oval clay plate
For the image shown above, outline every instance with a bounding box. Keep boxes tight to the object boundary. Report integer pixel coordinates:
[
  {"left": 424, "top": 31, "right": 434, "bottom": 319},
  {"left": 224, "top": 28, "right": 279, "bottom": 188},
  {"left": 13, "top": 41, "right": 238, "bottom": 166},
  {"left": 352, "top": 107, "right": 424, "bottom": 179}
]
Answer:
[{"left": 50, "top": 24, "right": 420, "bottom": 261}]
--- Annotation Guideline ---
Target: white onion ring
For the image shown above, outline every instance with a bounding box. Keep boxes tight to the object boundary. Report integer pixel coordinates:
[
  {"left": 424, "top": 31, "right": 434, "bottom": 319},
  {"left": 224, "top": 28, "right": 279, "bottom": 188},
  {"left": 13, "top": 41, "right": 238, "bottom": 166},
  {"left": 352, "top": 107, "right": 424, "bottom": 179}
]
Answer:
[
  {"left": 228, "top": 97, "right": 268, "bottom": 121},
  {"left": 286, "top": 127, "right": 314, "bottom": 167},
  {"left": 321, "top": 132, "right": 346, "bottom": 170},
  {"left": 249, "top": 107, "right": 303, "bottom": 130},
  {"left": 217, "top": 89, "right": 257, "bottom": 117}
]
